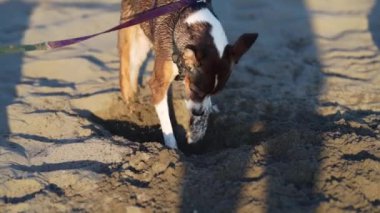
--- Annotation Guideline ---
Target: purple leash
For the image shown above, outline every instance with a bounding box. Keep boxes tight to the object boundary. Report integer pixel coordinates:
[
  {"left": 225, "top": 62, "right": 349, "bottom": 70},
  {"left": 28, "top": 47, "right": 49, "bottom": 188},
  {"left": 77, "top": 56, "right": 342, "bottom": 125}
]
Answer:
[{"left": 0, "top": 0, "right": 198, "bottom": 55}]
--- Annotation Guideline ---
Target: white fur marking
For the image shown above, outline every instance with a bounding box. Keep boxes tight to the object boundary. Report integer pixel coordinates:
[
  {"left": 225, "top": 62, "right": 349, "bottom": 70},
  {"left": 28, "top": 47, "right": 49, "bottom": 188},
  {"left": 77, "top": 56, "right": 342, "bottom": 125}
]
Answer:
[
  {"left": 185, "top": 8, "right": 228, "bottom": 57},
  {"left": 202, "top": 96, "right": 212, "bottom": 112},
  {"left": 214, "top": 74, "right": 219, "bottom": 90},
  {"left": 186, "top": 96, "right": 212, "bottom": 113},
  {"left": 155, "top": 95, "right": 178, "bottom": 149},
  {"left": 186, "top": 99, "right": 202, "bottom": 112}
]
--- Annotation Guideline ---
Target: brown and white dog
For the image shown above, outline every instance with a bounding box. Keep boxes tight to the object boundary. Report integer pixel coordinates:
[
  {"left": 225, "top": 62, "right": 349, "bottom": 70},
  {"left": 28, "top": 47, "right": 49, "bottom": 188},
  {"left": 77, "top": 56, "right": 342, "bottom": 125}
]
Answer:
[{"left": 118, "top": 0, "right": 258, "bottom": 149}]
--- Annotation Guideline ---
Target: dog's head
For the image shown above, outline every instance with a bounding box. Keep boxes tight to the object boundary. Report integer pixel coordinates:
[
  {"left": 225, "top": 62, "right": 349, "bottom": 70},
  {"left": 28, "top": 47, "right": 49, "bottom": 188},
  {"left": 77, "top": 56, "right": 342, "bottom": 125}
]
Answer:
[{"left": 177, "top": 33, "right": 258, "bottom": 116}]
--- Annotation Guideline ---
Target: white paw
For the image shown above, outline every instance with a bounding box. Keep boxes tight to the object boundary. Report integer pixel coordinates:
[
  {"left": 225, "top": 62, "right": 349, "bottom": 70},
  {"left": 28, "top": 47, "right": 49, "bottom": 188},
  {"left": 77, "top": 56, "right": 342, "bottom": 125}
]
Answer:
[{"left": 164, "top": 134, "right": 178, "bottom": 149}]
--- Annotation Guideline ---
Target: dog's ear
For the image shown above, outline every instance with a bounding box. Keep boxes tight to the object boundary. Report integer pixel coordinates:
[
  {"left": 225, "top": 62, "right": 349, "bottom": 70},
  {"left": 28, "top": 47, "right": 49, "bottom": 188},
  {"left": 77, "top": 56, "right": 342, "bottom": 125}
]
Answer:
[
  {"left": 214, "top": 33, "right": 258, "bottom": 93},
  {"left": 227, "top": 33, "right": 258, "bottom": 64}
]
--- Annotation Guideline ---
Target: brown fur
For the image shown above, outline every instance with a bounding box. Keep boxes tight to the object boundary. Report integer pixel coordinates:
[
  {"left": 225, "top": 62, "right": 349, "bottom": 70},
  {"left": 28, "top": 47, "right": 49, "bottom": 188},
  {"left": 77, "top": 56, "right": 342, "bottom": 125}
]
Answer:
[
  {"left": 149, "top": 59, "right": 176, "bottom": 104},
  {"left": 119, "top": 0, "right": 258, "bottom": 107},
  {"left": 119, "top": 0, "right": 181, "bottom": 104},
  {"left": 118, "top": 26, "right": 138, "bottom": 101}
]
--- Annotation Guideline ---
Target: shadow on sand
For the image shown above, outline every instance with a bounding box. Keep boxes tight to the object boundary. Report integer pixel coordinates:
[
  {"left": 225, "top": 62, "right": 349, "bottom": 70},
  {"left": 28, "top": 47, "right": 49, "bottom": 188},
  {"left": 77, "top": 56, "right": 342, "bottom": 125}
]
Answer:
[
  {"left": 0, "top": 0, "right": 36, "bottom": 157},
  {"left": 2, "top": 0, "right": 379, "bottom": 211},
  {"left": 369, "top": 0, "right": 380, "bottom": 50},
  {"left": 175, "top": 1, "right": 321, "bottom": 212}
]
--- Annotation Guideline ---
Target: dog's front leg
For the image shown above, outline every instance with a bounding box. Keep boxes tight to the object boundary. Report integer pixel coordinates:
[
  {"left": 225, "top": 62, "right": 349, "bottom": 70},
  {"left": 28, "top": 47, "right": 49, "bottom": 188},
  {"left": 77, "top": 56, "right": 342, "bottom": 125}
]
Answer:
[
  {"left": 155, "top": 94, "right": 177, "bottom": 149},
  {"left": 150, "top": 58, "right": 178, "bottom": 149}
]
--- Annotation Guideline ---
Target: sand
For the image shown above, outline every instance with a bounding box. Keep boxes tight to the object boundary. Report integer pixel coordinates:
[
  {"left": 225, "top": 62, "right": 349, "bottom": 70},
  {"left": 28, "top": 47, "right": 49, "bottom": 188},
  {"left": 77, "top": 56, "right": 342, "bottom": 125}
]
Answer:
[{"left": 1, "top": 0, "right": 380, "bottom": 212}]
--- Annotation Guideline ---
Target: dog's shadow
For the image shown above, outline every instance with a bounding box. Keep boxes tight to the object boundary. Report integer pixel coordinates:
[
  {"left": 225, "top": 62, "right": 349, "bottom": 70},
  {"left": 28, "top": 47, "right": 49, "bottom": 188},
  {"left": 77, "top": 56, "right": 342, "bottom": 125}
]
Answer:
[{"left": 87, "top": 111, "right": 163, "bottom": 143}]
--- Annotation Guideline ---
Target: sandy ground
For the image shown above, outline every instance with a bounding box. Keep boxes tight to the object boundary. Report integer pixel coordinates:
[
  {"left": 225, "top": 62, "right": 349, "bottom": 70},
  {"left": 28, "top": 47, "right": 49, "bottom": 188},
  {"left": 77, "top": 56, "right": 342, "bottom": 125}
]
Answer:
[{"left": 1, "top": 0, "right": 380, "bottom": 212}]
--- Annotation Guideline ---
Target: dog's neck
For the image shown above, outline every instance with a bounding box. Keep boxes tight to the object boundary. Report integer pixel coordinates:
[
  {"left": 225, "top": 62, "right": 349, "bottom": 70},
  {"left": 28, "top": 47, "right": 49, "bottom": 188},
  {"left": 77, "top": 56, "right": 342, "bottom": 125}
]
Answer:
[
  {"left": 172, "top": 4, "right": 229, "bottom": 81},
  {"left": 184, "top": 8, "right": 228, "bottom": 57},
  {"left": 173, "top": 5, "right": 228, "bottom": 57}
]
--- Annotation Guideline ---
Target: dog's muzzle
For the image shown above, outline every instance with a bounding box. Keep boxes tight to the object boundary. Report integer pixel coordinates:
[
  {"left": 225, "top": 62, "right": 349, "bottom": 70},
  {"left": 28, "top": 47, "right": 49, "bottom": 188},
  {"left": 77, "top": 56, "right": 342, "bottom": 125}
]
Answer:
[{"left": 186, "top": 97, "right": 212, "bottom": 116}]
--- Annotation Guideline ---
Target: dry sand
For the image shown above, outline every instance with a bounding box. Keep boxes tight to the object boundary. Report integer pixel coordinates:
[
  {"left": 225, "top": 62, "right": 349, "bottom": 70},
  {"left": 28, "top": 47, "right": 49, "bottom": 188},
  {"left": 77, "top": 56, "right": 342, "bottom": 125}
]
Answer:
[{"left": 1, "top": 0, "right": 380, "bottom": 212}]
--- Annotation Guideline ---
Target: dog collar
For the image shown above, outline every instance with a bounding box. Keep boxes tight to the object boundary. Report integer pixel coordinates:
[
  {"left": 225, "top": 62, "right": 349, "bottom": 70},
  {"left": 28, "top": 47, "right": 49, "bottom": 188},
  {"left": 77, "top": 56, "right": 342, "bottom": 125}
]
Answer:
[{"left": 173, "top": 51, "right": 190, "bottom": 81}]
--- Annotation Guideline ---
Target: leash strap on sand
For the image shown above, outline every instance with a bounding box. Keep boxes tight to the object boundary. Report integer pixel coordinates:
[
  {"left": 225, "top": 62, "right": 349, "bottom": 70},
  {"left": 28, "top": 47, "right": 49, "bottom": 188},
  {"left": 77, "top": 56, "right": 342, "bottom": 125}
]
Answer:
[{"left": 0, "top": 0, "right": 200, "bottom": 55}]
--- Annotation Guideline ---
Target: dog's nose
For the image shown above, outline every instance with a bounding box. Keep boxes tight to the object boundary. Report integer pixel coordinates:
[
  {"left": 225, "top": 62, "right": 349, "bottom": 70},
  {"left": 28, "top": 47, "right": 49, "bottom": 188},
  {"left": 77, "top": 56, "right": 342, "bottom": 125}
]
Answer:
[{"left": 192, "top": 108, "right": 204, "bottom": 116}]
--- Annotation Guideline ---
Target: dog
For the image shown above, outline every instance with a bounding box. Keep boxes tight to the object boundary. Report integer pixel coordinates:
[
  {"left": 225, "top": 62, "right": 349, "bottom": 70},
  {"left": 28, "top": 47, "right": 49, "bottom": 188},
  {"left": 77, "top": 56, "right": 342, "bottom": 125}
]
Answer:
[{"left": 118, "top": 0, "right": 258, "bottom": 149}]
